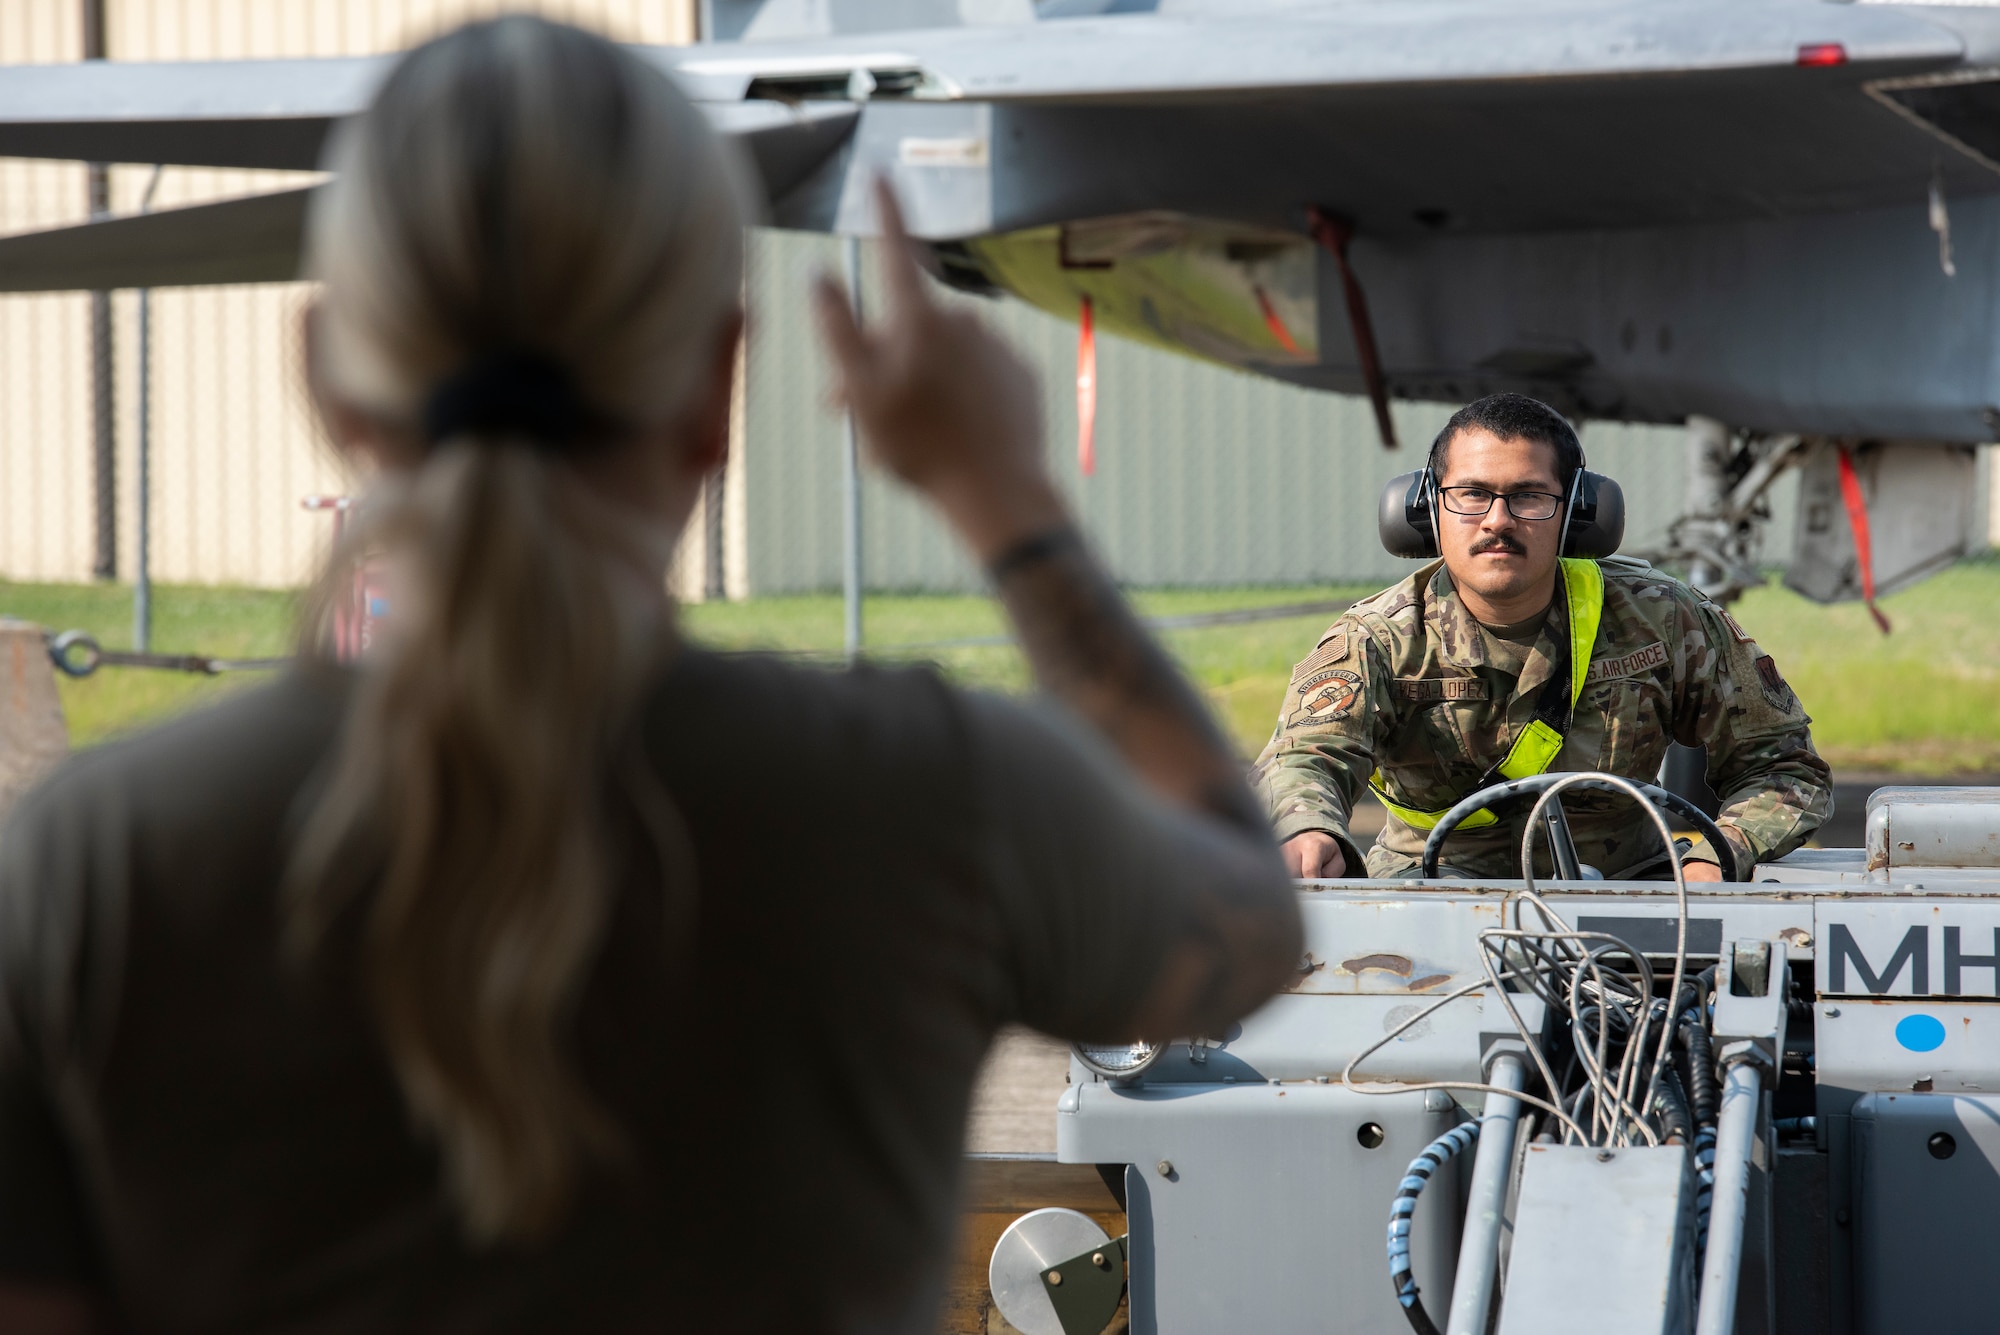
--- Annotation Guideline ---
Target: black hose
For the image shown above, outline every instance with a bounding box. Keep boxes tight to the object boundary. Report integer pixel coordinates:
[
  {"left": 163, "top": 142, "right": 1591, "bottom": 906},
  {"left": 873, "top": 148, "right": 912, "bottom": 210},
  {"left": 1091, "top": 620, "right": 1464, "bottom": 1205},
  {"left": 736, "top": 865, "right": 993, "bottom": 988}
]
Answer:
[
  {"left": 1671, "top": 967, "right": 1716, "bottom": 1026},
  {"left": 1676, "top": 973, "right": 1719, "bottom": 1131},
  {"left": 1388, "top": 1122, "right": 1480, "bottom": 1335},
  {"left": 1653, "top": 1065, "right": 1694, "bottom": 1145},
  {"left": 1674, "top": 975, "right": 1720, "bottom": 1256},
  {"left": 1672, "top": 1040, "right": 1697, "bottom": 1138},
  {"left": 1679, "top": 1016, "right": 1719, "bottom": 1130},
  {"left": 1419, "top": 772, "right": 1742, "bottom": 881}
]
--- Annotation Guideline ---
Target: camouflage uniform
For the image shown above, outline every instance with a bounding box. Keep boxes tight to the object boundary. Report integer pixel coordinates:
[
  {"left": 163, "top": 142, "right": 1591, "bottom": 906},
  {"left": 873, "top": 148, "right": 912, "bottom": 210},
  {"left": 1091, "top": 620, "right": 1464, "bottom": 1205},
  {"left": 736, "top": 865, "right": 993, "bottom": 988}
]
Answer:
[{"left": 1250, "top": 556, "right": 1832, "bottom": 879}]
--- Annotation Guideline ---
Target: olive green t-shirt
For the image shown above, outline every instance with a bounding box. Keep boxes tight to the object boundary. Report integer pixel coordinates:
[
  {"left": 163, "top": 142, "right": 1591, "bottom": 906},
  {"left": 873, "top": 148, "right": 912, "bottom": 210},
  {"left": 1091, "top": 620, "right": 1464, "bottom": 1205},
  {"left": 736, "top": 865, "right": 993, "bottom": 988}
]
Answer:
[
  {"left": 1474, "top": 606, "right": 1550, "bottom": 680},
  {"left": 0, "top": 649, "right": 1279, "bottom": 1333}
]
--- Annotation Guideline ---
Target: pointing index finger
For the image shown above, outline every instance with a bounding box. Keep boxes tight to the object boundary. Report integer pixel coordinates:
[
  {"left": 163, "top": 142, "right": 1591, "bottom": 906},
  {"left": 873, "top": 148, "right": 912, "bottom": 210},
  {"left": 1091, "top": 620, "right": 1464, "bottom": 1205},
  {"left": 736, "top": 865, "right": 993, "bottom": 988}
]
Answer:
[
  {"left": 813, "top": 271, "right": 868, "bottom": 388},
  {"left": 873, "top": 176, "right": 933, "bottom": 322}
]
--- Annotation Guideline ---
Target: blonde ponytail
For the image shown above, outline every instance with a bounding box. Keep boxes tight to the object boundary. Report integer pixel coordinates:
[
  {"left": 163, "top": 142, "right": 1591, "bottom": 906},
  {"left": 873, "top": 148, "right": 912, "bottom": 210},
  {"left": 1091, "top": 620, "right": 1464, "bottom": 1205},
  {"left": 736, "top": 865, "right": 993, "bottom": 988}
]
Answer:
[{"left": 287, "top": 16, "right": 743, "bottom": 1244}]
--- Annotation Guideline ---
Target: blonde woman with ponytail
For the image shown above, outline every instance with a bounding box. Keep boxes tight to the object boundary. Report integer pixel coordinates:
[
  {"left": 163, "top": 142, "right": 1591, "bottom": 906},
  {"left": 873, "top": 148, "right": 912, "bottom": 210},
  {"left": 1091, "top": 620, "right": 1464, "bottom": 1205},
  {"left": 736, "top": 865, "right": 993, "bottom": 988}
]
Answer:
[{"left": 0, "top": 16, "right": 1299, "bottom": 1334}]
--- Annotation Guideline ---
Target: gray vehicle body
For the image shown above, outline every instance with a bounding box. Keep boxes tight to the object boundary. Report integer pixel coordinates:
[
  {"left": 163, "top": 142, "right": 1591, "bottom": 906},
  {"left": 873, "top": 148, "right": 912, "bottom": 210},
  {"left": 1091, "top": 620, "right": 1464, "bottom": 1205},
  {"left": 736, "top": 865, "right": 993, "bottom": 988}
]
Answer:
[{"left": 1030, "top": 785, "right": 2000, "bottom": 1334}]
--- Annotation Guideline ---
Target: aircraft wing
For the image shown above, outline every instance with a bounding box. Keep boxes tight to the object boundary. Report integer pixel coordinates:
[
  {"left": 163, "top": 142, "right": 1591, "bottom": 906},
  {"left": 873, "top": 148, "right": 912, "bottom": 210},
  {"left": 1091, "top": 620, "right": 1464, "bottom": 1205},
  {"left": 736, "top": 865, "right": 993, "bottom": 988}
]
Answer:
[
  {"left": 0, "top": 97, "right": 855, "bottom": 291},
  {"left": 663, "top": 0, "right": 1994, "bottom": 239},
  {"left": 0, "top": 55, "right": 857, "bottom": 178},
  {"left": 0, "top": 187, "right": 313, "bottom": 292},
  {"left": 0, "top": 55, "right": 381, "bottom": 172},
  {"left": 0, "top": 0, "right": 1992, "bottom": 289},
  {"left": 663, "top": 0, "right": 1967, "bottom": 104}
]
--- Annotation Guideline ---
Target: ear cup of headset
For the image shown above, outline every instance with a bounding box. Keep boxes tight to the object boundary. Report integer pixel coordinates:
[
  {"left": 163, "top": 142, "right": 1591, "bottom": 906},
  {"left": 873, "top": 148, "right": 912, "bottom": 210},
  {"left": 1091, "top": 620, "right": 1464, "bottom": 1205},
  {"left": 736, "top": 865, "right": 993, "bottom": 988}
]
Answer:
[
  {"left": 1378, "top": 470, "right": 1438, "bottom": 558},
  {"left": 1561, "top": 471, "right": 1625, "bottom": 558},
  {"left": 1381, "top": 467, "right": 1624, "bottom": 559}
]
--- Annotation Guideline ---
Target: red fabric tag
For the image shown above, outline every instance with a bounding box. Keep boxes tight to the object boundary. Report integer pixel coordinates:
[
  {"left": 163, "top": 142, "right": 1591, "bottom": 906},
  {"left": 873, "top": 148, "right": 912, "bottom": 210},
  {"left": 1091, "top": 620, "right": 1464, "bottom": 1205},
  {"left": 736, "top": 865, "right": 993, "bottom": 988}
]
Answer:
[
  {"left": 1836, "top": 446, "right": 1892, "bottom": 635},
  {"left": 1077, "top": 295, "right": 1097, "bottom": 477}
]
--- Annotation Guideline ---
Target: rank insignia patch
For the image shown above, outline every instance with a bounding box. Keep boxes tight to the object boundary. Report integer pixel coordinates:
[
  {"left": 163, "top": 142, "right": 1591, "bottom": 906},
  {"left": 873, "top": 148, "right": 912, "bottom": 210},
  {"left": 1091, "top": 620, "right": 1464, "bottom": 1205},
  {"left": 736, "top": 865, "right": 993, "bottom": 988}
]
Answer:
[{"left": 1294, "top": 668, "right": 1363, "bottom": 724}]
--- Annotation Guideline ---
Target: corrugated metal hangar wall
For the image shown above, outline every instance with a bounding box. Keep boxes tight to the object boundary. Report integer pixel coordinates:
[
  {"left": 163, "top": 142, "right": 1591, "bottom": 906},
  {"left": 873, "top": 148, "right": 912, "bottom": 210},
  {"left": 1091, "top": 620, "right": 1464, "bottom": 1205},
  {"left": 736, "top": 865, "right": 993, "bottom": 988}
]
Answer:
[
  {"left": 738, "top": 230, "right": 1794, "bottom": 594},
  {"left": 0, "top": 0, "right": 699, "bottom": 592}
]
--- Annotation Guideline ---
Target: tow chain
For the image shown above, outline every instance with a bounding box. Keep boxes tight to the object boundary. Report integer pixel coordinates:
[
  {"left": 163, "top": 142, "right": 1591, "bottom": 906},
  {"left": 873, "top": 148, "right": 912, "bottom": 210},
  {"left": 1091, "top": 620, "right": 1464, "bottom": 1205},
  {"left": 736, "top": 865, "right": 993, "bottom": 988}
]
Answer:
[
  {"left": 41, "top": 594, "right": 1352, "bottom": 673},
  {"left": 45, "top": 630, "right": 290, "bottom": 680}
]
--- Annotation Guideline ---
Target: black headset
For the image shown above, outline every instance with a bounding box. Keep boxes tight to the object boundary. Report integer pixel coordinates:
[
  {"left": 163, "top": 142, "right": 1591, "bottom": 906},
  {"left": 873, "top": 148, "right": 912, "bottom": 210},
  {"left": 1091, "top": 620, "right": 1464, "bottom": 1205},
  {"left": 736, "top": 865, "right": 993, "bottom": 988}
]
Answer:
[{"left": 1377, "top": 422, "right": 1625, "bottom": 560}]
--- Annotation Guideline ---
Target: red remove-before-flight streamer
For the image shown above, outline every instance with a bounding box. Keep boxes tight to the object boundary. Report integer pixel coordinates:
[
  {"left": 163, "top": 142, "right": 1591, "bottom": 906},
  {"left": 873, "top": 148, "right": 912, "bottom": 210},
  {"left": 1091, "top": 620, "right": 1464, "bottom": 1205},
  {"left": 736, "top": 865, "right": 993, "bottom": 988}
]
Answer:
[{"left": 1077, "top": 294, "right": 1098, "bottom": 476}]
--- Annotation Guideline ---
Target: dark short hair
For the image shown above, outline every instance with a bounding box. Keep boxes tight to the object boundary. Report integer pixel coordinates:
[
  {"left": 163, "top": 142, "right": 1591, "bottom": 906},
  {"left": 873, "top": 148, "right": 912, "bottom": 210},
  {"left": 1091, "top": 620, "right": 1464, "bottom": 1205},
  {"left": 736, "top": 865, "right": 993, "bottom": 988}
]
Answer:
[{"left": 1429, "top": 393, "right": 1583, "bottom": 492}]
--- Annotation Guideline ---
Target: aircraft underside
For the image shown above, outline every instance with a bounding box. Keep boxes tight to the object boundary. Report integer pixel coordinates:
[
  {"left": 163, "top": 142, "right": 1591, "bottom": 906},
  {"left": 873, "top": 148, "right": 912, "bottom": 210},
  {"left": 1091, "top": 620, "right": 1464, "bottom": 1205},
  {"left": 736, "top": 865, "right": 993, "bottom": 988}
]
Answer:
[
  {"left": 0, "top": 0, "right": 1995, "bottom": 602},
  {"left": 944, "top": 193, "right": 2000, "bottom": 443}
]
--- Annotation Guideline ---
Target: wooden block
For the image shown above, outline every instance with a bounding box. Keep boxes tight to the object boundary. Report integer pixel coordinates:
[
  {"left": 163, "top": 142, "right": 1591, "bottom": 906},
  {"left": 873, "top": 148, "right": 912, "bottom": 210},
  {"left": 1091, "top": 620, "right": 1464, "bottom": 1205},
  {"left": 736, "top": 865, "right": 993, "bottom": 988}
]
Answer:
[
  {"left": 942, "top": 1156, "right": 1127, "bottom": 1335},
  {"left": 0, "top": 621, "right": 66, "bottom": 826},
  {"left": 963, "top": 1156, "right": 1123, "bottom": 1214}
]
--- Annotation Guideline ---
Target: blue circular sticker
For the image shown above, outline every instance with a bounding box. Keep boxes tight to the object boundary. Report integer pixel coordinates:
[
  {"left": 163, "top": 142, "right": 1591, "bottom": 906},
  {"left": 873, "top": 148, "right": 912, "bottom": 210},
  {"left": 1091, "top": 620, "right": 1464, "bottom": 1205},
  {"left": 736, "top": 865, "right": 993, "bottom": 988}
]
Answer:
[{"left": 1896, "top": 1013, "right": 1947, "bottom": 1054}]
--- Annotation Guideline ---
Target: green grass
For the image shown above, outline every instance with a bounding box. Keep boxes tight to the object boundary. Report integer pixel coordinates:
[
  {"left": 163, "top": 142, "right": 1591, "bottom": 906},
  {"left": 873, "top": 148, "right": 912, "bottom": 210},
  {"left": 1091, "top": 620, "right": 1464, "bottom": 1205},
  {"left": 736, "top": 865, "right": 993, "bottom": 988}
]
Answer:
[
  {"left": 0, "top": 581, "right": 299, "bottom": 747},
  {"left": 6, "top": 560, "right": 1999, "bottom": 772},
  {"left": 681, "top": 585, "right": 1375, "bottom": 757},
  {"left": 1727, "top": 556, "right": 2000, "bottom": 774}
]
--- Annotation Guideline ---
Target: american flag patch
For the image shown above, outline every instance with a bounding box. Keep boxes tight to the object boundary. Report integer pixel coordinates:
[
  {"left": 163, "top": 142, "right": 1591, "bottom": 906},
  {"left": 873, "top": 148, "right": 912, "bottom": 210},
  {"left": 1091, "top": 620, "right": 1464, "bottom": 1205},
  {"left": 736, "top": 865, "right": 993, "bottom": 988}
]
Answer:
[{"left": 1292, "top": 630, "right": 1348, "bottom": 680}]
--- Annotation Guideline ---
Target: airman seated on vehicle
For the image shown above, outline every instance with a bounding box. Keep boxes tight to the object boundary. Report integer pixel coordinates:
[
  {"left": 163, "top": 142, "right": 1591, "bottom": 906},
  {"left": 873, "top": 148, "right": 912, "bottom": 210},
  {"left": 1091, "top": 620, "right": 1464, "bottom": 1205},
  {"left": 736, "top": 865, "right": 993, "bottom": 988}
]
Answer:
[{"left": 1252, "top": 392, "right": 1832, "bottom": 880}]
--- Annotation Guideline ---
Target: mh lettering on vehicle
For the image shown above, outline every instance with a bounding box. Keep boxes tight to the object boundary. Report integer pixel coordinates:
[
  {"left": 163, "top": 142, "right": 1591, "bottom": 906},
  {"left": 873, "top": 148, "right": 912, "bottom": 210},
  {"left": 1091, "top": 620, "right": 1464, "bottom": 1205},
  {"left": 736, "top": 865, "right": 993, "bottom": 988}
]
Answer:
[{"left": 1825, "top": 923, "right": 2000, "bottom": 996}]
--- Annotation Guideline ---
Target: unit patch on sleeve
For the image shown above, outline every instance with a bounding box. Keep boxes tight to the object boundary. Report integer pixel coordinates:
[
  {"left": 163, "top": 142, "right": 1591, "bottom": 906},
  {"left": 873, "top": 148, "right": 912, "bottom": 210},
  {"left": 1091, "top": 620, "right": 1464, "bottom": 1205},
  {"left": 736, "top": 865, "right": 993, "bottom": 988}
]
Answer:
[
  {"left": 1754, "top": 654, "right": 1798, "bottom": 711},
  {"left": 1584, "top": 640, "right": 1668, "bottom": 686},
  {"left": 1292, "top": 668, "right": 1363, "bottom": 726},
  {"left": 1394, "top": 677, "right": 1489, "bottom": 704}
]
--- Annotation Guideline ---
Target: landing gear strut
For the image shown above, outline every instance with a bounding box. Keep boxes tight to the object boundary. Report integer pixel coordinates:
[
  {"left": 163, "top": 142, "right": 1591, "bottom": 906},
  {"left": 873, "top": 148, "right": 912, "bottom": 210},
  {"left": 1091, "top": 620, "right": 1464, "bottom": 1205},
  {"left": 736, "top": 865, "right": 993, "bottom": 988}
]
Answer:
[{"left": 1661, "top": 416, "right": 1803, "bottom": 604}]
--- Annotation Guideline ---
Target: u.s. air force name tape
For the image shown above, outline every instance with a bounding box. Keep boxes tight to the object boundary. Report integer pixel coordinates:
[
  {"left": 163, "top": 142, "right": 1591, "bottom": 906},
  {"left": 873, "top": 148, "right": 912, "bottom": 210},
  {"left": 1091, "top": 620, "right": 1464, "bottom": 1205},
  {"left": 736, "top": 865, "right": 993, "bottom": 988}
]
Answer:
[{"left": 1583, "top": 639, "right": 1667, "bottom": 686}]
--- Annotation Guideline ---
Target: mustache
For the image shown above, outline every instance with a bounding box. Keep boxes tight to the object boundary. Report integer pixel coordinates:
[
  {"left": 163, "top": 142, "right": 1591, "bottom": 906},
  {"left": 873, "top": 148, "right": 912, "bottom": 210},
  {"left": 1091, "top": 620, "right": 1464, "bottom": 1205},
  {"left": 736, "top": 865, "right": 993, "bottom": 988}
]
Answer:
[{"left": 1470, "top": 536, "right": 1528, "bottom": 556}]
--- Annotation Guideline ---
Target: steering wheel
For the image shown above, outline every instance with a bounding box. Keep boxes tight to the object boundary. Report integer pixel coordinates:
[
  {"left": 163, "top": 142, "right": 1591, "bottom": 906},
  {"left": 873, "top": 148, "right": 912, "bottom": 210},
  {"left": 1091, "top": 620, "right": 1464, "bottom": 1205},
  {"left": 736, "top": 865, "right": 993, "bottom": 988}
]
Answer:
[{"left": 1417, "top": 770, "right": 1743, "bottom": 882}]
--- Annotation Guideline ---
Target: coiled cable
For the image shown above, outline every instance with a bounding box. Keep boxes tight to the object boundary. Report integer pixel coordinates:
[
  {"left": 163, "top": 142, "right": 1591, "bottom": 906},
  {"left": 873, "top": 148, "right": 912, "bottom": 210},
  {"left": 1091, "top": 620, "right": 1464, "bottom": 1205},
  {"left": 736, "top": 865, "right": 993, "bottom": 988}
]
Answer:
[{"left": 1388, "top": 1121, "right": 1481, "bottom": 1335}]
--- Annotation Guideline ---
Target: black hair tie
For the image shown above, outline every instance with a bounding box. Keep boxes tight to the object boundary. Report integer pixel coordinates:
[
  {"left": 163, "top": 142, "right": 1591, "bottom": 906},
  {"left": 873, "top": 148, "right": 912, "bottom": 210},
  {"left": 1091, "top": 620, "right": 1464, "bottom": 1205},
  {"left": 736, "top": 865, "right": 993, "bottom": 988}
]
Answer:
[{"left": 422, "top": 349, "right": 596, "bottom": 447}]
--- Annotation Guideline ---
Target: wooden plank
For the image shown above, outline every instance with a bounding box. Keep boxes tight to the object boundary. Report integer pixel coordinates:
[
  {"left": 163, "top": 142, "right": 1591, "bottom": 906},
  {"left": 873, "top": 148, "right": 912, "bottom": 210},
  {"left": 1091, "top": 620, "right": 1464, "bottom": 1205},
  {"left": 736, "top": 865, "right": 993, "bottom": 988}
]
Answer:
[
  {"left": 963, "top": 1155, "right": 1122, "bottom": 1214},
  {"left": 945, "top": 1193, "right": 1129, "bottom": 1335}
]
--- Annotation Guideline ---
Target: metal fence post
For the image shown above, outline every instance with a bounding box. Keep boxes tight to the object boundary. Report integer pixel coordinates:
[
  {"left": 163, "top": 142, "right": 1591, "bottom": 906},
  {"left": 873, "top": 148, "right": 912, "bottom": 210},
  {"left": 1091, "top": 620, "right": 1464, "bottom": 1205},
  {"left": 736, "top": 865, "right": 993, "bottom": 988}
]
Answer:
[{"left": 841, "top": 235, "right": 864, "bottom": 663}]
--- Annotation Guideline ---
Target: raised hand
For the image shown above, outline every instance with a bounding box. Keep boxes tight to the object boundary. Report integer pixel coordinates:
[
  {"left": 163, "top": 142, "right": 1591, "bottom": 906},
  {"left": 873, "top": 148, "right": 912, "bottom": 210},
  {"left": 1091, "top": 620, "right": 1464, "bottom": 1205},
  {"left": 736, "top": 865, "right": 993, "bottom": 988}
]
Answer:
[{"left": 813, "top": 179, "right": 1062, "bottom": 563}]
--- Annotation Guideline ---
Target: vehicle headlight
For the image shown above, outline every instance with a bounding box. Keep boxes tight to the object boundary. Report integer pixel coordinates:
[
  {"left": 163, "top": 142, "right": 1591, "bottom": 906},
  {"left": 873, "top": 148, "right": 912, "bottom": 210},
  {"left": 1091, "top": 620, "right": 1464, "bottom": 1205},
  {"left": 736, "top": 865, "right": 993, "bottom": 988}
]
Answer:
[{"left": 1073, "top": 1039, "right": 1162, "bottom": 1080}]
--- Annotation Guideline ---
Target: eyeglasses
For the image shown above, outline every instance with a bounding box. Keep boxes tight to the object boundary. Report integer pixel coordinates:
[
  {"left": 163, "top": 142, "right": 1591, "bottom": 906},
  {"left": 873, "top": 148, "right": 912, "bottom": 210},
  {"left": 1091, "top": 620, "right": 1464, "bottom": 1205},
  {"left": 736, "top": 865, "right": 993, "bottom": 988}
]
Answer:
[{"left": 1438, "top": 486, "right": 1564, "bottom": 521}]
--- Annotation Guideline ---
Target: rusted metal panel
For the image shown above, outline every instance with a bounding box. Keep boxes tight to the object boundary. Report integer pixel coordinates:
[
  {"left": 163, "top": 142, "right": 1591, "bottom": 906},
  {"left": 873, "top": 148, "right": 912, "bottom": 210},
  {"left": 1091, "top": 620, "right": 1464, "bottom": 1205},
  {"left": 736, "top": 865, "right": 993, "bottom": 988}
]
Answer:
[{"left": 1285, "top": 895, "right": 1503, "bottom": 996}]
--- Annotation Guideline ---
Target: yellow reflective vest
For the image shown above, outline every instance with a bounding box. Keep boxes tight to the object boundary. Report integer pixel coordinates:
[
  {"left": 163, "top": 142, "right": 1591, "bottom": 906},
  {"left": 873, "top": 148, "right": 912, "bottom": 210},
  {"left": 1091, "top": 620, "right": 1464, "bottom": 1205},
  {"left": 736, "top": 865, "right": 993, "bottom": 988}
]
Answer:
[{"left": 1366, "top": 557, "right": 1605, "bottom": 831}]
